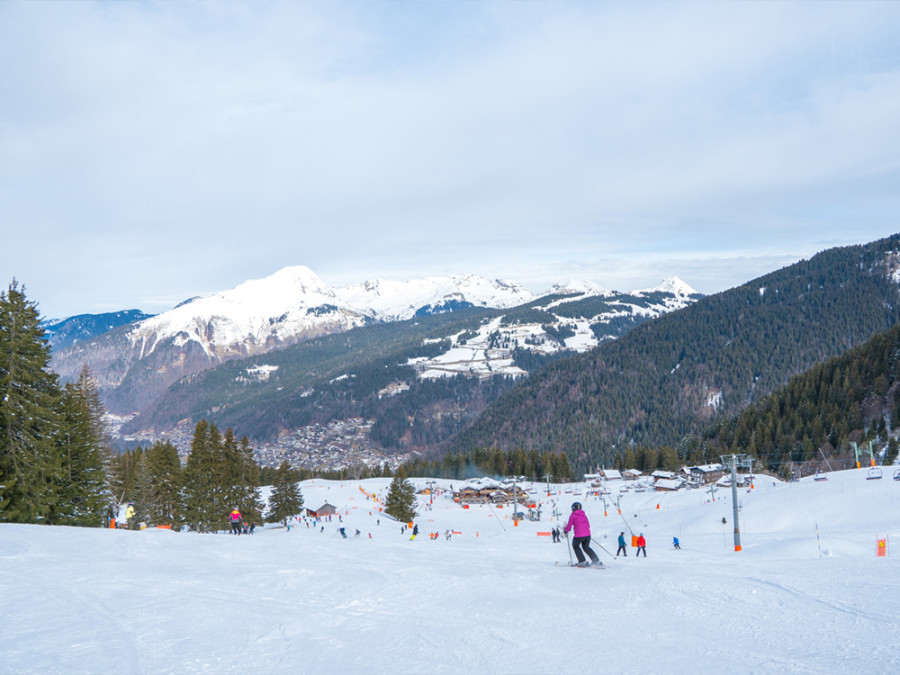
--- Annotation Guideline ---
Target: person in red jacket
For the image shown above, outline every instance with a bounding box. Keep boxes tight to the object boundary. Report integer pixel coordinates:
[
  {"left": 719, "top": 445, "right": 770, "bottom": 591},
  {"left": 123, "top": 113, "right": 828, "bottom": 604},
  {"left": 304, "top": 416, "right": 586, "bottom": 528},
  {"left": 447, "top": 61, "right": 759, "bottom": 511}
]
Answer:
[
  {"left": 636, "top": 532, "right": 647, "bottom": 557},
  {"left": 563, "top": 502, "right": 600, "bottom": 567}
]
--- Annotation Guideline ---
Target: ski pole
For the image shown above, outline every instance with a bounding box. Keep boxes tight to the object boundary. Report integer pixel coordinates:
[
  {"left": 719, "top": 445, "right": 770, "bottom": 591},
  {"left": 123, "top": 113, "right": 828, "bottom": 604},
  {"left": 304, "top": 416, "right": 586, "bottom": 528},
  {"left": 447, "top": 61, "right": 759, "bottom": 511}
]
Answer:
[
  {"left": 564, "top": 531, "right": 574, "bottom": 565},
  {"left": 590, "top": 537, "right": 616, "bottom": 561}
]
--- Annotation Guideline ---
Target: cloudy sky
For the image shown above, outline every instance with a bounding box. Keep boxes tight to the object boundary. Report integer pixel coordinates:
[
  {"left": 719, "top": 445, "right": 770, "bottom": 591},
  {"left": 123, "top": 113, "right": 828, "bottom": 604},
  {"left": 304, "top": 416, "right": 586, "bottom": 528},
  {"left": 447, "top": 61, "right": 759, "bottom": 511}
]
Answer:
[{"left": 2, "top": 1, "right": 899, "bottom": 318}]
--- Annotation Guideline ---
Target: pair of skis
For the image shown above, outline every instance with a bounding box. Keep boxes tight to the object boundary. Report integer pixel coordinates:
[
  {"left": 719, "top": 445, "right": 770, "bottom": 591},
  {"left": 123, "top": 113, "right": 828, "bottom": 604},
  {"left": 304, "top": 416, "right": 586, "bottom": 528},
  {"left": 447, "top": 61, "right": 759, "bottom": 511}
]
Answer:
[{"left": 556, "top": 560, "right": 605, "bottom": 569}]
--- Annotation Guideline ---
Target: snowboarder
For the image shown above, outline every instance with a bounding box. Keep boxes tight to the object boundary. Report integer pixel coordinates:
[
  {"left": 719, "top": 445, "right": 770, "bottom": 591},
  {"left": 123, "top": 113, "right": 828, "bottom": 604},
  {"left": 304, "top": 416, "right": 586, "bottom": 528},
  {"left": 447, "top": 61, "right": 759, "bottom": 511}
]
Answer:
[
  {"left": 563, "top": 502, "right": 600, "bottom": 567},
  {"left": 673, "top": 536, "right": 680, "bottom": 550},
  {"left": 636, "top": 533, "right": 647, "bottom": 557},
  {"left": 616, "top": 531, "right": 628, "bottom": 557},
  {"left": 229, "top": 508, "right": 243, "bottom": 535}
]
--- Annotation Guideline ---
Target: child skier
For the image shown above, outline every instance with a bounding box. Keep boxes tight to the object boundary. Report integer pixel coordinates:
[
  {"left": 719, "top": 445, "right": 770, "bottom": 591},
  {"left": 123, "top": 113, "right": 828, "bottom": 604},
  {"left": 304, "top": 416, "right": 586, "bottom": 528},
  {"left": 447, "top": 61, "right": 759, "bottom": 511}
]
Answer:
[{"left": 563, "top": 502, "right": 600, "bottom": 567}]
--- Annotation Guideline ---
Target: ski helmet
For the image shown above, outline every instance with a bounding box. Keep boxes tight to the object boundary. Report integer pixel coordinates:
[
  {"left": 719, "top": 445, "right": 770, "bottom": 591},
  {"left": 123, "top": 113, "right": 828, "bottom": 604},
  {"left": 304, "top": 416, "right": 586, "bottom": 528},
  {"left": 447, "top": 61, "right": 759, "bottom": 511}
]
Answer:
[{"left": 571, "top": 501, "right": 582, "bottom": 511}]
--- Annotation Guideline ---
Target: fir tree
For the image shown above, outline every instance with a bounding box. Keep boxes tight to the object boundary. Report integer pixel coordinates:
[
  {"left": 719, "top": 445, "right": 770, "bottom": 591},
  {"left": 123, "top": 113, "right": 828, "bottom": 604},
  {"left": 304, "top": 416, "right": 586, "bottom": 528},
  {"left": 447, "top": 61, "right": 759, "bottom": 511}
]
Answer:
[
  {"left": 0, "top": 280, "right": 63, "bottom": 523},
  {"left": 384, "top": 468, "right": 417, "bottom": 523},
  {"left": 140, "top": 440, "right": 183, "bottom": 527},
  {"left": 53, "top": 367, "right": 110, "bottom": 526},
  {"left": 182, "top": 420, "right": 220, "bottom": 532},
  {"left": 266, "top": 461, "right": 304, "bottom": 526}
]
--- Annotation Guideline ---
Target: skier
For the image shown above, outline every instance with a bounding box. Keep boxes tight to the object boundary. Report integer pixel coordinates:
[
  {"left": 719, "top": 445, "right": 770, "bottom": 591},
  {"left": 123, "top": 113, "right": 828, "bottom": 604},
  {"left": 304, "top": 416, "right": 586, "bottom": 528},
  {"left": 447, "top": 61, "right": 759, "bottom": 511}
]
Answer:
[
  {"left": 563, "top": 502, "right": 600, "bottom": 567},
  {"left": 125, "top": 502, "right": 137, "bottom": 530},
  {"left": 636, "top": 533, "right": 647, "bottom": 557},
  {"left": 339, "top": 527, "right": 347, "bottom": 538},
  {"left": 616, "top": 531, "right": 628, "bottom": 557},
  {"left": 229, "top": 508, "right": 243, "bottom": 535},
  {"left": 673, "top": 536, "right": 680, "bottom": 550}
]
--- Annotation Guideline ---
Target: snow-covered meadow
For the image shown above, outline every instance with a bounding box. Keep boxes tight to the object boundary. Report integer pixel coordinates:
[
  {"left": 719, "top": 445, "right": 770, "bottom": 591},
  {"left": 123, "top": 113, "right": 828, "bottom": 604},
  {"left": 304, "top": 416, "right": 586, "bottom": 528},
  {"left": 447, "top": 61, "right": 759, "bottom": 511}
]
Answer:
[{"left": 2, "top": 468, "right": 898, "bottom": 674}]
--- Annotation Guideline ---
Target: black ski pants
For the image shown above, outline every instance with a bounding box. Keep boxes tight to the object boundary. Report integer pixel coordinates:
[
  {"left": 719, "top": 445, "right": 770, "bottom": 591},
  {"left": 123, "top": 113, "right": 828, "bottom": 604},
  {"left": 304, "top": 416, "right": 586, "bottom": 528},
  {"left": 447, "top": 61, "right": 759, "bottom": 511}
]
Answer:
[
  {"left": 616, "top": 545, "right": 627, "bottom": 557},
  {"left": 572, "top": 536, "right": 599, "bottom": 564}
]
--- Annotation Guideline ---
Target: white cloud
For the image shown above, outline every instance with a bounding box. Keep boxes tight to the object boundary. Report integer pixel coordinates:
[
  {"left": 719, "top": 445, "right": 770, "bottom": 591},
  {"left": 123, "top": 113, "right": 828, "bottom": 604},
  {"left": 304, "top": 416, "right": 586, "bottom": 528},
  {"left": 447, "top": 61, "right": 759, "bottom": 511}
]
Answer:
[{"left": 1, "top": 1, "right": 899, "bottom": 316}]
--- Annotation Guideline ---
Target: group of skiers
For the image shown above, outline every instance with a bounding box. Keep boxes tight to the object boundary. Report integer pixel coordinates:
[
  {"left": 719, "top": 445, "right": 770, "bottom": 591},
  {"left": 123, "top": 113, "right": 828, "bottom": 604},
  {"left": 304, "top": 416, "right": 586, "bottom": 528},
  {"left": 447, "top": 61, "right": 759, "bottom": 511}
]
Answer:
[
  {"left": 560, "top": 502, "right": 657, "bottom": 564},
  {"left": 229, "top": 508, "right": 254, "bottom": 535}
]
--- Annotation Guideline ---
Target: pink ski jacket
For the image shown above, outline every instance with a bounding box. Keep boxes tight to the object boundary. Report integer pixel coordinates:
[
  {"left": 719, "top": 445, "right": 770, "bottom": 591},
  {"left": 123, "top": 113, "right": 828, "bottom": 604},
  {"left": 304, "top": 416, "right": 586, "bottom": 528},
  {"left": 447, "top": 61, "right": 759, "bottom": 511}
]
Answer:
[
  {"left": 230, "top": 510, "right": 242, "bottom": 522},
  {"left": 564, "top": 509, "right": 591, "bottom": 538}
]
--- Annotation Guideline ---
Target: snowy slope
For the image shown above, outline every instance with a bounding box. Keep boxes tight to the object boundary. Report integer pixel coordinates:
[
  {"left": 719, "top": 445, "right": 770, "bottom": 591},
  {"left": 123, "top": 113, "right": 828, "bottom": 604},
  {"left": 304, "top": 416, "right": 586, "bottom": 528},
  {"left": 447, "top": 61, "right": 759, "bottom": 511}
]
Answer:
[{"left": 2, "top": 466, "right": 898, "bottom": 674}]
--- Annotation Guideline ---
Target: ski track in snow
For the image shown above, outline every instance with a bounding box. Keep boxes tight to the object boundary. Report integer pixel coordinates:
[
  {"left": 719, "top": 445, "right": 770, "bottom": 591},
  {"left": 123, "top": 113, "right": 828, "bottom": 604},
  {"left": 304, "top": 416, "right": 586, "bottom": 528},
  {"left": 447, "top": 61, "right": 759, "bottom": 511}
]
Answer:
[{"left": 2, "top": 469, "right": 899, "bottom": 674}]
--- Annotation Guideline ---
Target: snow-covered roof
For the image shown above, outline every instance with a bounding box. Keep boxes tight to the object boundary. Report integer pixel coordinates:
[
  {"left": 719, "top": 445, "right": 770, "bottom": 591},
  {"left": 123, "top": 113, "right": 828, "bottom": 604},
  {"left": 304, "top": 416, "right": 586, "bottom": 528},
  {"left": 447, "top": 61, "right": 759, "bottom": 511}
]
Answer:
[
  {"left": 652, "top": 470, "right": 676, "bottom": 479},
  {"left": 689, "top": 464, "right": 723, "bottom": 474},
  {"left": 600, "top": 469, "right": 622, "bottom": 479},
  {"left": 654, "top": 478, "right": 684, "bottom": 491}
]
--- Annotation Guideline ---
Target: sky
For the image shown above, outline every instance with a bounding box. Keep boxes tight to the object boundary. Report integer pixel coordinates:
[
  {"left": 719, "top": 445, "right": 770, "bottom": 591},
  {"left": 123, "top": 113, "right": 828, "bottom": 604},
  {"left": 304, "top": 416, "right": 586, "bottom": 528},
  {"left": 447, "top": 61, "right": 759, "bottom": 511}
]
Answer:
[
  {"left": 2, "top": 470, "right": 899, "bottom": 673},
  {"left": 2, "top": 1, "right": 899, "bottom": 319}
]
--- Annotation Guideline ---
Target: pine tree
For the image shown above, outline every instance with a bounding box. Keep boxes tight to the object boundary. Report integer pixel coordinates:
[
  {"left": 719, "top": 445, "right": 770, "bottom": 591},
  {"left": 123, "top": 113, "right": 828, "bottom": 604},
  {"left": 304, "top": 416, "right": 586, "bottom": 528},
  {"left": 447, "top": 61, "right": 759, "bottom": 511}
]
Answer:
[
  {"left": 0, "top": 280, "right": 63, "bottom": 523},
  {"left": 236, "top": 436, "right": 263, "bottom": 526},
  {"left": 53, "top": 367, "right": 110, "bottom": 526},
  {"left": 140, "top": 440, "right": 183, "bottom": 527},
  {"left": 182, "top": 420, "right": 220, "bottom": 532},
  {"left": 266, "top": 461, "right": 304, "bottom": 526},
  {"left": 384, "top": 468, "right": 417, "bottom": 523}
]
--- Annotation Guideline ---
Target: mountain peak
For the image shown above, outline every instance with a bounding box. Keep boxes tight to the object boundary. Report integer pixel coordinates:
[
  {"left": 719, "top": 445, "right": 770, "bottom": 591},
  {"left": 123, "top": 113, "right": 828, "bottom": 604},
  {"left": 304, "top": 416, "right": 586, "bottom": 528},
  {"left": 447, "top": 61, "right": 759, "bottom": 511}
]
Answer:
[{"left": 640, "top": 276, "right": 698, "bottom": 297}]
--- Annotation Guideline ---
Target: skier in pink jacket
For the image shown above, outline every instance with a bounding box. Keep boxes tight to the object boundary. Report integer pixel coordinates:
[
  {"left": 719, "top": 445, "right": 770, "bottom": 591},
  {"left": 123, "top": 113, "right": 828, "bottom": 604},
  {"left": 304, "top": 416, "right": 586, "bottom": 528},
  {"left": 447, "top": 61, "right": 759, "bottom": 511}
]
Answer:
[{"left": 564, "top": 502, "right": 600, "bottom": 567}]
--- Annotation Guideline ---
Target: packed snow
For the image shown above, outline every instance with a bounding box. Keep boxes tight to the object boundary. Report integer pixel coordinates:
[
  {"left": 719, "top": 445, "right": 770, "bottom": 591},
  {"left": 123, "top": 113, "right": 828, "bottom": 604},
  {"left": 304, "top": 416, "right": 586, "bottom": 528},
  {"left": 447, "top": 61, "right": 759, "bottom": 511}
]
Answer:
[{"left": 3, "top": 467, "right": 897, "bottom": 674}]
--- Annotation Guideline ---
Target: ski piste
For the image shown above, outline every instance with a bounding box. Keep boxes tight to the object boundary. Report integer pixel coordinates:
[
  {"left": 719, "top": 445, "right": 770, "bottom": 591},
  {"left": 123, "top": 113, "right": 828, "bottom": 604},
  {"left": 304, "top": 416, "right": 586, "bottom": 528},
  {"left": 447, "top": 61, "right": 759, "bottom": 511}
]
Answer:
[{"left": 556, "top": 561, "right": 606, "bottom": 569}]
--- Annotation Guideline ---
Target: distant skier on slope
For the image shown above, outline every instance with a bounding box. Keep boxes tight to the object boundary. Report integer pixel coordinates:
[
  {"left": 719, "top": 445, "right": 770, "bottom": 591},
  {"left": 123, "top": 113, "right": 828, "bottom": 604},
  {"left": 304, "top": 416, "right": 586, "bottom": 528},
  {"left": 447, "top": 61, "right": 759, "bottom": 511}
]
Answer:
[
  {"left": 229, "top": 508, "right": 243, "bottom": 535},
  {"left": 563, "top": 502, "right": 600, "bottom": 567},
  {"left": 126, "top": 502, "right": 137, "bottom": 531},
  {"left": 636, "top": 533, "right": 647, "bottom": 557},
  {"left": 616, "top": 532, "right": 628, "bottom": 557}
]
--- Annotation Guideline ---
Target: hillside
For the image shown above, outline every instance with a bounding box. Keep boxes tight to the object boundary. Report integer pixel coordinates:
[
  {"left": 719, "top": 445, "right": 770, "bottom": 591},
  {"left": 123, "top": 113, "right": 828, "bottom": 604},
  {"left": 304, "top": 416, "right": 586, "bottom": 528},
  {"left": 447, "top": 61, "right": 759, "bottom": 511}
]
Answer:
[
  {"left": 42, "top": 309, "right": 154, "bottom": 351},
  {"left": 452, "top": 234, "right": 900, "bottom": 470},
  {"left": 2, "top": 469, "right": 898, "bottom": 673},
  {"left": 707, "top": 322, "right": 900, "bottom": 472},
  {"left": 119, "top": 281, "right": 698, "bottom": 461}
]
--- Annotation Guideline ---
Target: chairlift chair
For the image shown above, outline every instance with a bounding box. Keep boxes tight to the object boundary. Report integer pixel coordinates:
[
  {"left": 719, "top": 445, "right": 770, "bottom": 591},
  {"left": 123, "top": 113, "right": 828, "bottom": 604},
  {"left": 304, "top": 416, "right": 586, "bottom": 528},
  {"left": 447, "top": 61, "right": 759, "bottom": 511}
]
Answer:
[
  {"left": 866, "top": 467, "right": 883, "bottom": 480},
  {"left": 893, "top": 468, "right": 900, "bottom": 481}
]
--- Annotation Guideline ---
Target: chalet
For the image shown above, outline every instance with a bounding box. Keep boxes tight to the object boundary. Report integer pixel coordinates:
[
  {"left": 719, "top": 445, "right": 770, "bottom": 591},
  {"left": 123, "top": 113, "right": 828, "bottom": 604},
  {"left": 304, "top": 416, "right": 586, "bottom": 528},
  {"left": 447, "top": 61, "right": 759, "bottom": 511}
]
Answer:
[
  {"left": 654, "top": 478, "right": 684, "bottom": 492},
  {"left": 306, "top": 502, "right": 338, "bottom": 518},
  {"left": 623, "top": 469, "right": 643, "bottom": 481},
  {"left": 600, "top": 469, "right": 622, "bottom": 481},
  {"left": 687, "top": 464, "right": 725, "bottom": 484},
  {"left": 651, "top": 470, "right": 677, "bottom": 481},
  {"left": 454, "top": 477, "right": 529, "bottom": 504}
]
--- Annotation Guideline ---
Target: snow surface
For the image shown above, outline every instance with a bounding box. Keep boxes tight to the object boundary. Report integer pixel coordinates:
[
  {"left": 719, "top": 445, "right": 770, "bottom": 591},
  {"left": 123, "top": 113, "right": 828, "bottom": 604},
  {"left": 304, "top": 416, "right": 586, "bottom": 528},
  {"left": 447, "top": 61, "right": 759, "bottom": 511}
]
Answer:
[{"left": 4, "top": 467, "right": 898, "bottom": 674}]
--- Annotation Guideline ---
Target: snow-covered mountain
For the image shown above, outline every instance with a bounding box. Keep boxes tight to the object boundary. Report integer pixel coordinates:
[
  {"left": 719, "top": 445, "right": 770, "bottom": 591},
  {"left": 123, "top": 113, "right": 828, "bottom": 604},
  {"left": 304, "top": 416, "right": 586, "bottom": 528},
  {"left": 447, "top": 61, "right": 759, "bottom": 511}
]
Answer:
[
  {"left": 49, "top": 266, "right": 698, "bottom": 415},
  {"left": 121, "top": 266, "right": 537, "bottom": 360}
]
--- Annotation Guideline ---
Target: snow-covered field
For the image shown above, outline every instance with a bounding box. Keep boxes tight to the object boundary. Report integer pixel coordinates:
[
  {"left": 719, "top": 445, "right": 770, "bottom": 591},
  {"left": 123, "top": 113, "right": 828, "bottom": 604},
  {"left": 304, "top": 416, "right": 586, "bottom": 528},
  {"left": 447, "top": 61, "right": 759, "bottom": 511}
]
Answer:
[{"left": 2, "top": 468, "right": 899, "bottom": 674}]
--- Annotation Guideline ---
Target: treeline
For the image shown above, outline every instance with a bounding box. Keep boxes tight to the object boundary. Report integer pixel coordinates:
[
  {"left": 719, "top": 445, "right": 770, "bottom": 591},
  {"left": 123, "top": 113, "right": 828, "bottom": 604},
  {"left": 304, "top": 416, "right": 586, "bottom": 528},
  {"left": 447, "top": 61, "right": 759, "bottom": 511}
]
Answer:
[
  {"left": 453, "top": 234, "right": 900, "bottom": 473},
  {"left": 1, "top": 280, "right": 283, "bottom": 531},
  {"left": 399, "top": 446, "right": 574, "bottom": 482},
  {"left": 1, "top": 282, "right": 109, "bottom": 526}
]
